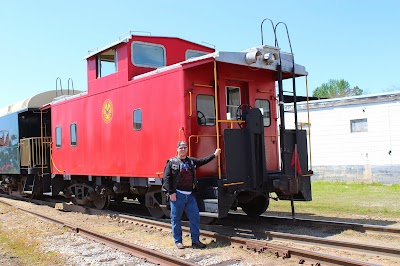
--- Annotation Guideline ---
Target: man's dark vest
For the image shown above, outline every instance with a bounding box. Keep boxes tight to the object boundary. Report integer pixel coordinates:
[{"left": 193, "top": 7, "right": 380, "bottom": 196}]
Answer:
[{"left": 166, "top": 156, "right": 197, "bottom": 192}]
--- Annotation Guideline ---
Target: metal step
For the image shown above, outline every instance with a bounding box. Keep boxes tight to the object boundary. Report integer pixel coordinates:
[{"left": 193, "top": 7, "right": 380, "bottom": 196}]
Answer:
[
  {"left": 203, "top": 198, "right": 218, "bottom": 213},
  {"left": 203, "top": 199, "right": 218, "bottom": 203},
  {"left": 199, "top": 211, "right": 218, "bottom": 218}
]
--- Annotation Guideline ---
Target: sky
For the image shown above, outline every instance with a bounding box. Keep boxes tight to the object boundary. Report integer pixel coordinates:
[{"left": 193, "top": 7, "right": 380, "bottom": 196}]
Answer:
[{"left": 1, "top": 0, "right": 399, "bottom": 108}]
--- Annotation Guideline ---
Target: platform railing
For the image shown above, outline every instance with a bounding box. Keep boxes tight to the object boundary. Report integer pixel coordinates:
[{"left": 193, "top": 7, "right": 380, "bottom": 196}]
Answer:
[{"left": 20, "top": 137, "right": 51, "bottom": 170}]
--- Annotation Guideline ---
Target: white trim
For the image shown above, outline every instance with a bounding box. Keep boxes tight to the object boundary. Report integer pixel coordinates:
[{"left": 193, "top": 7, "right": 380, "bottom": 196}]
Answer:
[{"left": 84, "top": 36, "right": 131, "bottom": 60}]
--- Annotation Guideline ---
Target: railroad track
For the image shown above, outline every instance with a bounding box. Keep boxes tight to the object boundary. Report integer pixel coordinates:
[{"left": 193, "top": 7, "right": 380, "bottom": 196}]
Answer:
[
  {"left": 0, "top": 197, "right": 194, "bottom": 266},
  {"left": 115, "top": 212, "right": 399, "bottom": 264},
  {"left": 1, "top": 194, "right": 398, "bottom": 265},
  {"left": 3, "top": 193, "right": 398, "bottom": 236},
  {"left": 239, "top": 213, "right": 400, "bottom": 234}
]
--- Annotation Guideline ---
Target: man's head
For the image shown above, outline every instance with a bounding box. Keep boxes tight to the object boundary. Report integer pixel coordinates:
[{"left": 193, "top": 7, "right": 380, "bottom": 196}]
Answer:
[{"left": 177, "top": 141, "right": 188, "bottom": 158}]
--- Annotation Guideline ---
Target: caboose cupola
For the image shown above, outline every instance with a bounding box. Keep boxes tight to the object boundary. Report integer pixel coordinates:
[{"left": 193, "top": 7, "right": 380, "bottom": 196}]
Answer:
[{"left": 85, "top": 34, "right": 214, "bottom": 94}]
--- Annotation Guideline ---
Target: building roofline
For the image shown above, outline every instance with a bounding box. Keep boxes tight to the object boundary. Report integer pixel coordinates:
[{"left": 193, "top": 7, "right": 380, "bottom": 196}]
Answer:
[{"left": 290, "top": 91, "right": 400, "bottom": 110}]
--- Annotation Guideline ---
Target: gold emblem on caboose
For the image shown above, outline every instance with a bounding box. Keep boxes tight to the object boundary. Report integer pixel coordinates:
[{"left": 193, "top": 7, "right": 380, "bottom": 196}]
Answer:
[{"left": 102, "top": 99, "right": 113, "bottom": 124}]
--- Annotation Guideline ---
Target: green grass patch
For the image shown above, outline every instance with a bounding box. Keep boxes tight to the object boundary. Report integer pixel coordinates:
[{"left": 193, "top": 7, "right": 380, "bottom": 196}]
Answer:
[
  {"left": 0, "top": 225, "right": 64, "bottom": 266},
  {"left": 269, "top": 181, "right": 400, "bottom": 218}
]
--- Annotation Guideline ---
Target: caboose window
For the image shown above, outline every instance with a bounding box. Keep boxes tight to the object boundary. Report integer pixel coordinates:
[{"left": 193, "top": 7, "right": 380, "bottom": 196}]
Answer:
[
  {"left": 55, "top": 127, "right": 62, "bottom": 148},
  {"left": 133, "top": 109, "right": 142, "bottom": 131},
  {"left": 186, "top": 50, "right": 209, "bottom": 60},
  {"left": 196, "top": 95, "right": 216, "bottom": 126},
  {"left": 97, "top": 49, "right": 117, "bottom": 78},
  {"left": 255, "top": 99, "right": 271, "bottom": 127},
  {"left": 70, "top": 123, "right": 77, "bottom": 146},
  {"left": 132, "top": 42, "right": 165, "bottom": 68},
  {"left": 226, "top": 86, "right": 241, "bottom": 120}
]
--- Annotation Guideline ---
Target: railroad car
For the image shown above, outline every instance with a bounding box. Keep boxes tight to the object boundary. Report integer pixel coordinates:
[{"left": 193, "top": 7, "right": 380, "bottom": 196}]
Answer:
[{"left": 0, "top": 24, "right": 312, "bottom": 220}]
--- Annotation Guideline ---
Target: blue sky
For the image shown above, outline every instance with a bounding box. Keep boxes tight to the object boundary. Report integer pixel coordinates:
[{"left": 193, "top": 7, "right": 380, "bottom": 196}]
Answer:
[{"left": 1, "top": 1, "right": 399, "bottom": 108}]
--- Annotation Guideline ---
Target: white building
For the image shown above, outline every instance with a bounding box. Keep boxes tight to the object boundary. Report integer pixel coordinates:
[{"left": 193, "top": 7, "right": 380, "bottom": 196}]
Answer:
[{"left": 285, "top": 91, "right": 400, "bottom": 184}]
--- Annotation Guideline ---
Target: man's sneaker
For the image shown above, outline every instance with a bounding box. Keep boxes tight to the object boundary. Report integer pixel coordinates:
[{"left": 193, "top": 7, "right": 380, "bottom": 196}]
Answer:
[
  {"left": 175, "top": 243, "right": 184, "bottom": 249},
  {"left": 192, "top": 241, "right": 207, "bottom": 249}
]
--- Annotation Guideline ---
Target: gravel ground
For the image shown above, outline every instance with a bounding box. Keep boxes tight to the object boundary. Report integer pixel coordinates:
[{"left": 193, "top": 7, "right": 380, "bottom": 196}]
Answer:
[
  {"left": 0, "top": 199, "right": 294, "bottom": 266},
  {"left": 43, "top": 233, "right": 155, "bottom": 266},
  {"left": 0, "top": 198, "right": 399, "bottom": 265}
]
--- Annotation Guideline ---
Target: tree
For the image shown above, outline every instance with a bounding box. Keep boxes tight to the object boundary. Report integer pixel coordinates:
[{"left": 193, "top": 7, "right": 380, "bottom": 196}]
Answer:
[{"left": 312, "top": 79, "right": 363, "bottom": 99}]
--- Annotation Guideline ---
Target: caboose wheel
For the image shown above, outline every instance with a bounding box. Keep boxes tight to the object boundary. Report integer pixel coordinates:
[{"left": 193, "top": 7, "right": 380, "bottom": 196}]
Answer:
[
  {"left": 145, "top": 188, "right": 165, "bottom": 218},
  {"left": 93, "top": 195, "right": 111, "bottom": 209},
  {"left": 200, "top": 216, "right": 217, "bottom": 225},
  {"left": 137, "top": 195, "right": 145, "bottom": 205},
  {"left": 147, "top": 204, "right": 165, "bottom": 218},
  {"left": 240, "top": 195, "right": 269, "bottom": 217}
]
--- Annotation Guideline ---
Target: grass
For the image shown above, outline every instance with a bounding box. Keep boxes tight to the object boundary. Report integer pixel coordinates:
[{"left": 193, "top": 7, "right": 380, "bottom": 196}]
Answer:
[
  {"left": 268, "top": 181, "right": 400, "bottom": 219},
  {"left": 0, "top": 225, "right": 65, "bottom": 266}
]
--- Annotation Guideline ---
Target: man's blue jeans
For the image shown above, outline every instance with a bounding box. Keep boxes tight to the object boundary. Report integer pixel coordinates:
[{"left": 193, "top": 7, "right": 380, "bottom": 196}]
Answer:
[{"left": 170, "top": 191, "right": 200, "bottom": 244}]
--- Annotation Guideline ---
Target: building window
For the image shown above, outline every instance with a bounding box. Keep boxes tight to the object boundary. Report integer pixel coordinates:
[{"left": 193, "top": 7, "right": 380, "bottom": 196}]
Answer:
[
  {"left": 255, "top": 99, "right": 271, "bottom": 127},
  {"left": 132, "top": 42, "right": 165, "bottom": 68},
  {"left": 350, "top": 118, "right": 368, "bottom": 132},
  {"left": 70, "top": 123, "right": 77, "bottom": 146},
  {"left": 186, "top": 50, "right": 209, "bottom": 60},
  {"left": 196, "top": 95, "right": 216, "bottom": 126},
  {"left": 55, "top": 127, "right": 62, "bottom": 148},
  {"left": 133, "top": 109, "right": 142, "bottom": 130},
  {"left": 226, "top": 86, "right": 241, "bottom": 120},
  {"left": 97, "top": 49, "right": 117, "bottom": 78}
]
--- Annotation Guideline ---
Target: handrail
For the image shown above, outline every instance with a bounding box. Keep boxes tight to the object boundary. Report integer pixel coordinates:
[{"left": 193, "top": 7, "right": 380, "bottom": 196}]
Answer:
[
  {"left": 189, "top": 91, "right": 193, "bottom": 116},
  {"left": 20, "top": 137, "right": 51, "bottom": 171},
  {"left": 305, "top": 76, "right": 312, "bottom": 170},
  {"left": 41, "top": 111, "right": 44, "bottom": 174},
  {"left": 213, "top": 61, "right": 221, "bottom": 179},
  {"left": 178, "top": 127, "right": 184, "bottom": 142},
  {"left": 50, "top": 148, "right": 64, "bottom": 173},
  {"left": 188, "top": 134, "right": 218, "bottom": 157},
  {"left": 193, "top": 83, "right": 213, "bottom": 88},
  {"left": 217, "top": 119, "right": 245, "bottom": 128},
  {"left": 67, "top": 78, "right": 75, "bottom": 95},
  {"left": 56, "top": 77, "right": 62, "bottom": 97}
]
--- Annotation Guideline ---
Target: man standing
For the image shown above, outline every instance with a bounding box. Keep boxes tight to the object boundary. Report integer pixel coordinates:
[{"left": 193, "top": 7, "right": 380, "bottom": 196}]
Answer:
[{"left": 163, "top": 141, "right": 221, "bottom": 249}]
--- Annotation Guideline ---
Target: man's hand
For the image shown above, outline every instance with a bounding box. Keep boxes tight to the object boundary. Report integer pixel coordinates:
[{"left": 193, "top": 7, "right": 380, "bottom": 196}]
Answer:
[
  {"left": 214, "top": 148, "right": 221, "bottom": 157},
  {"left": 169, "top": 193, "right": 177, "bottom": 202}
]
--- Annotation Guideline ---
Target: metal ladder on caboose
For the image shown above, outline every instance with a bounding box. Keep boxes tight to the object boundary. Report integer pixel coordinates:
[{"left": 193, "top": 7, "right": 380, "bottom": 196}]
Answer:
[{"left": 262, "top": 19, "right": 312, "bottom": 220}]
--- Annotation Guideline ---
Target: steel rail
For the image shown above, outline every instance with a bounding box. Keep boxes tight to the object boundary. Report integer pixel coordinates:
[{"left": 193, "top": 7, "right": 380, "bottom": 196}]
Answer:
[
  {"left": 117, "top": 214, "right": 377, "bottom": 266},
  {"left": 264, "top": 231, "right": 400, "bottom": 258},
  {"left": 276, "top": 218, "right": 400, "bottom": 234},
  {"left": 118, "top": 213, "right": 399, "bottom": 258},
  {"left": 259, "top": 214, "right": 400, "bottom": 234},
  {"left": 2, "top": 194, "right": 399, "bottom": 235},
  {"left": 0, "top": 196, "right": 390, "bottom": 265},
  {"left": 0, "top": 200, "right": 194, "bottom": 266}
]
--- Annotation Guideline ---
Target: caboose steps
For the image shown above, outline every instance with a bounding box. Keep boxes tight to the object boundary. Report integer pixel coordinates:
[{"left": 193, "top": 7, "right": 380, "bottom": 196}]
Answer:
[{"left": 202, "top": 199, "right": 219, "bottom": 213}]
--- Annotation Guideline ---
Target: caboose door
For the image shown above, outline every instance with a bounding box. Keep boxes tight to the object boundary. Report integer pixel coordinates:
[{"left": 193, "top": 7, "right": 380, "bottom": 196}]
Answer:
[{"left": 190, "top": 86, "right": 219, "bottom": 178}]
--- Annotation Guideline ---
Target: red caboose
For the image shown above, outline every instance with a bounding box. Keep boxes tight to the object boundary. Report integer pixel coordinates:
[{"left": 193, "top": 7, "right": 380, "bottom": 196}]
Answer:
[{"left": 4, "top": 30, "right": 312, "bottom": 220}]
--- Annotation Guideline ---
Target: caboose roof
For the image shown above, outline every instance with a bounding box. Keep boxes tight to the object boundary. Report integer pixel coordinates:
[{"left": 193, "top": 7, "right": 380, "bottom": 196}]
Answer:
[
  {"left": 0, "top": 90, "right": 81, "bottom": 117},
  {"left": 83, "top": 34, "right": 210, "bottom": 60},
  {"left": 132, "top": 45, "right": 307, "bottom": 81}
]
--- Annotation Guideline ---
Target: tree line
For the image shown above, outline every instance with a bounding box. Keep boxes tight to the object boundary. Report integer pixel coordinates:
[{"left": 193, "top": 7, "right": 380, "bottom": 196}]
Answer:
[
  {"left": 312, "top": 79, "right": 362, "bottom": 99},
  {"left": 312, "top": 79, "right": 400, "bottom": 99}
]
